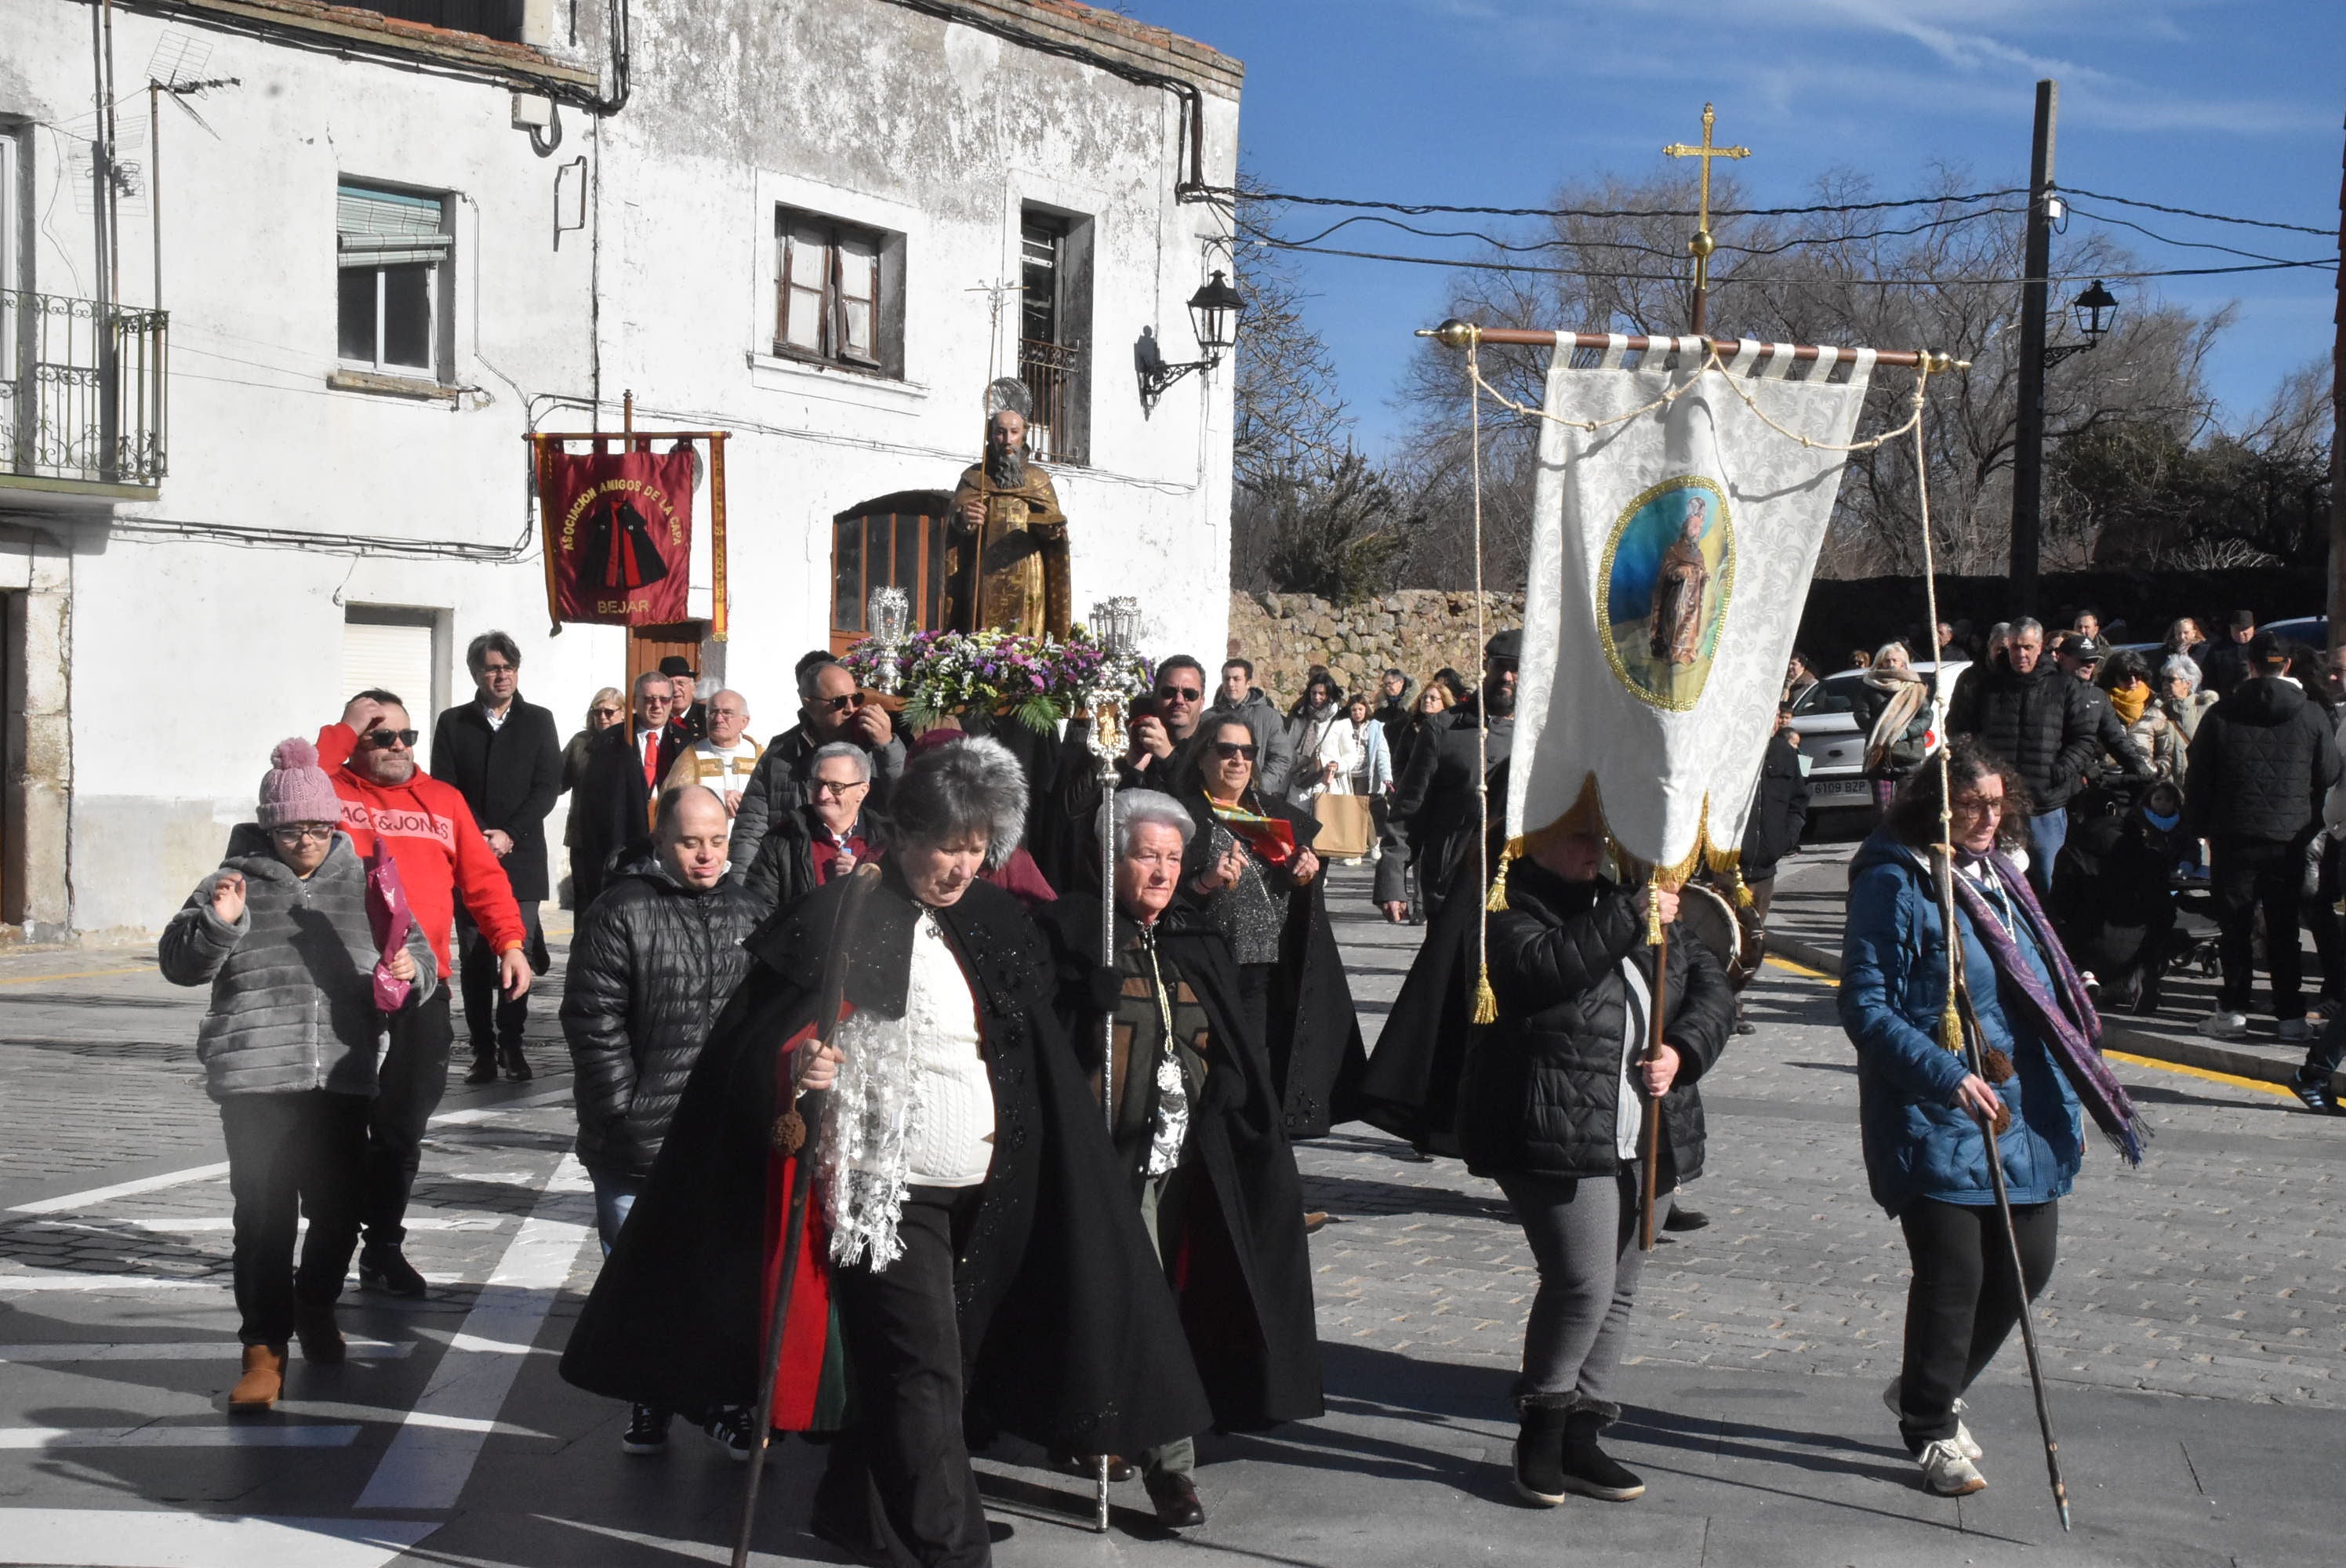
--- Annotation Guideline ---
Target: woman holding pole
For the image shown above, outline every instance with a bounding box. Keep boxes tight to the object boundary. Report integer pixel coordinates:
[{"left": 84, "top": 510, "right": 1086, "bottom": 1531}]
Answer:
[
  {"left": 1455, "top": 829, "right": 1733, "bottom": 1506},
  {"left": 1840, "top": 737, "right": 2144, "bottom": 1499}
]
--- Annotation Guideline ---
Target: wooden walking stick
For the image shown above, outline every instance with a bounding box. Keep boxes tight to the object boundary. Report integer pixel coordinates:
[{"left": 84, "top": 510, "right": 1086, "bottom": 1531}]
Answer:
[
  {"left": 1639, "top": 884, "right": 1671, "bottom": 1251},
  {"left": 1932, "top": 849, "right": 2073, "bottom": 1532},
  {"left": 731, "top": 863, "right": 881, "bottom": 1568}
]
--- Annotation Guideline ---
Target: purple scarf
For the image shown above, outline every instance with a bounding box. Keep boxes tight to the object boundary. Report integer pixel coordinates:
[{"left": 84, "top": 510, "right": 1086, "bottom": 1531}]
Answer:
[{"left": 1944, "top": 851, "right": 2148, "bottom": 1166}]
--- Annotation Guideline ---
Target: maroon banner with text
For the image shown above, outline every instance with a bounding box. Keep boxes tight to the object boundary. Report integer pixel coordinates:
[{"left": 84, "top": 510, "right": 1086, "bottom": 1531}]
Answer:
[{"left": 543, "top": 446, "right": 695, "bottom": 626}]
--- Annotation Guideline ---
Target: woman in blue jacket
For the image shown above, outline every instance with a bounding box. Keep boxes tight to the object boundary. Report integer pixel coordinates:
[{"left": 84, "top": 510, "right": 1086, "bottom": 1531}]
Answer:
[{"left": 1840, "top": 738, "right": 2143, "bottom": 1498}]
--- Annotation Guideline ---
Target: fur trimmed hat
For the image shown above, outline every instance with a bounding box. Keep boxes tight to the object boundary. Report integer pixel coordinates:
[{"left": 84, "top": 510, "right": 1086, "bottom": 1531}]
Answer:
[
  {"left": 257, "top": 737, "right": 343, "bottom": 829},
  {"left": 891, "top": 733, "right": 1026, "bottom": 869}
]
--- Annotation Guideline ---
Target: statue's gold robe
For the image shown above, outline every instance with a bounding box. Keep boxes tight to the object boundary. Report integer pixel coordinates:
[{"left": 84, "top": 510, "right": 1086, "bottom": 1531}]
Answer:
[
  {"left": 1648, "top": 538, "right": 1710, "bottom": 667},
  {"left": 944, "top": 463, "right": 1070, "bottom": 637}
]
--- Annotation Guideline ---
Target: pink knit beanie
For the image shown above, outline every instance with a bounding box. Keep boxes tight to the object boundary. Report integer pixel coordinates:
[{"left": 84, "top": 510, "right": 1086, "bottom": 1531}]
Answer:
[{"left": 257, "top": 737, "right": 343, "bottom": 829}]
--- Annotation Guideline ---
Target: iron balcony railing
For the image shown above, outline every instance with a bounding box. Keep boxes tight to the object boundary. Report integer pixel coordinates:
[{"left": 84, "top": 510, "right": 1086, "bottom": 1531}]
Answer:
[
  {"left": 1017, "top": 336, "right": 1087, "bottom": 466},
  {"left": 2, "top": 288, "right": 169, "bottom": 488}
]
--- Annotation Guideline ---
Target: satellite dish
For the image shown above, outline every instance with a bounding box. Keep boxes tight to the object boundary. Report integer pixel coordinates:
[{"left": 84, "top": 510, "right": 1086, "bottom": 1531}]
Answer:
[{"left": 984, "top": 377, "right": 1031, "bottom": 419}]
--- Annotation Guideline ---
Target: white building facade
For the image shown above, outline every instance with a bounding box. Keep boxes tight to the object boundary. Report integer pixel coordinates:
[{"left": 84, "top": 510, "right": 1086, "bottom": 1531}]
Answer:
[{"left": 0, "top": 0, "right": 1241, "bottom": 940}]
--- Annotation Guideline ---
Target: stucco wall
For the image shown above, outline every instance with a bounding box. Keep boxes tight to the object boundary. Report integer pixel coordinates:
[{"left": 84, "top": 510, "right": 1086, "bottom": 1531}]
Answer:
[{"left": 1226, "top": 590, "right": 1527, "bottom": 707}]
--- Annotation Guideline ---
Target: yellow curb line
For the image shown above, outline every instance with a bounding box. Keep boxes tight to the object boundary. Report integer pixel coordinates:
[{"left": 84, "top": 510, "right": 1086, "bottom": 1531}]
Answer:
[
  {"left": 0, "top": 967, "right": 154, "bottom": 988},
  {"left": 2102, "top": 1048, "right": 2297, "bottom": 1101},
  {"left": 1760, "top": 949, "right": 2299, "bottom": 1100}
]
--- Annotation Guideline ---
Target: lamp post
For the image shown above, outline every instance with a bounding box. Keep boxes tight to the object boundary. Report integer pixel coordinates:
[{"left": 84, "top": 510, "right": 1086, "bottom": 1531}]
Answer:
[{"left": 1138, "top": 270, "right": 1246, "bottom": 409}]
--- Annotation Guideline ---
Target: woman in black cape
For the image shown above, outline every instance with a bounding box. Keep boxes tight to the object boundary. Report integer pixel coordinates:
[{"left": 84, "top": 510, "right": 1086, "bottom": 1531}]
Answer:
[
  {"left": 560, "top": 738, "right": 1208, "bottom": 1567},
  {"left": 1176, "top": 716, "right": 1366, "bottom": 1140}
]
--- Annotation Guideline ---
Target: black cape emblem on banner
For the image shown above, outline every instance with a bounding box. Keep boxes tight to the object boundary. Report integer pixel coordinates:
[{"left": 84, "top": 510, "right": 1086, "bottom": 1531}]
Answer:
[{"left": 586, "top": 495, "right": 672, "bottom": 591}]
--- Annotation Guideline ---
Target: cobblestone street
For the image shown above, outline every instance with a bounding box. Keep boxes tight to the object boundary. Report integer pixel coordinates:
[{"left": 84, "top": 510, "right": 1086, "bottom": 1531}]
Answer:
[{"left": 1, "top": 850, "right": 2340, "bottom": 1565}]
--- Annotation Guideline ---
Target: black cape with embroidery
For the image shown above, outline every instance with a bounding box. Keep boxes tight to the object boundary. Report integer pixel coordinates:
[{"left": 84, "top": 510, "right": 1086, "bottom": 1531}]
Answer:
[
  {"left": 1177, "top": 787, "right": 1367, "bottom": 1139},
  {"left": 1038, "top": 895, "right": 1324, "bottom": 1428},
  {"left": 557, "top": 870, "right": 1212, "bottom": 1457}
]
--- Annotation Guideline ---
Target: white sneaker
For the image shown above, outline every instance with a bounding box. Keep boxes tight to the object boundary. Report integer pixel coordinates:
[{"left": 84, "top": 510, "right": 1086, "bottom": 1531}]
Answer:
[
  {"left": 1919, "top": 1438, "right": 1987, "bottom": 1496},
  {"left": 2195, "top": 1010, "right": 2249, "bottom": 1040},
  {"left": 2277, "top": 1018, "right": 2313, "bottom": 1043},
  {"left": 1882, "top": 1377, "right": 1981, "bottom": 1461}
]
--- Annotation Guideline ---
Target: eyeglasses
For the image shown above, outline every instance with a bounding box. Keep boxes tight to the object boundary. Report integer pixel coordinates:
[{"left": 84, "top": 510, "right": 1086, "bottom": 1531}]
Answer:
[
  {"left": 1951, "top": 795, "right": 2006, "bottom": 818},
  {"left": 1157, "top": 686, "right": 1203, "bottom": 703},
  {"left": 812, "top": 779, "right": 870, "bottom": 798},
  {"left": 359, "top": 729, "right": 419, "bottom": 750},
  {"left": 814, "top": 692, "right": 865, "bottom": 713},
  {"left": 478, "top": 662, "right": 516, "bottom": 675},
  {"left": 269, "top": 825, "right": 336, "bottom": 843},
  {"left": 1214, "top": 742, "right": 1258, "bottom": 761}
]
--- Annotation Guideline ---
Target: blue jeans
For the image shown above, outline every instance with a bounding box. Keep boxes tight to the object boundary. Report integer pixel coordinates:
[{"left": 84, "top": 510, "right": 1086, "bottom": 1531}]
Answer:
[
  {"left": 2025, "top": 806, "right": 2067, "bottom": 898},
  {"left": 589, "top": 1168, "right": 645, "bottom": 1257}
]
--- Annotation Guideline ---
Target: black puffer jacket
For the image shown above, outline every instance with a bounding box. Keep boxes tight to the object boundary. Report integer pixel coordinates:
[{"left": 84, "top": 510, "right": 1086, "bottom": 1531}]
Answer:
[
  {"left": 1455, "top": 860, "right": 1734, "bottom": 1182},
  {"left": 1740, "top": 731, "right": 1810, "bottom": 883},
  {"left": 2182, "top": 676, "right": 2343, "bottom": 844},
  {"left": 561, "top": 857, "right": 761, "bottom": 1177},
  {"left": 1945, "top": 661, "right": 2143, "bottom": 809}
]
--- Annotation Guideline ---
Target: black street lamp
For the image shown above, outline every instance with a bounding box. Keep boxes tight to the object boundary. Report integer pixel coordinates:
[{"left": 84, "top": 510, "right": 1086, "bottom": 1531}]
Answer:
[
  {"left": 2043, "top": 279, "right": 2119, "bottom": 368},
  {"left": 1138, "top": 270, "right": 1246, "bottom": 409}
]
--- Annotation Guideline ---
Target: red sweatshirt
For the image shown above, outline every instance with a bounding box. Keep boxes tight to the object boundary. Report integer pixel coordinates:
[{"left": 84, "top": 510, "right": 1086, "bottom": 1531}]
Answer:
[{"left": 315, "top": 722, "right": 526, "bottom": 978}]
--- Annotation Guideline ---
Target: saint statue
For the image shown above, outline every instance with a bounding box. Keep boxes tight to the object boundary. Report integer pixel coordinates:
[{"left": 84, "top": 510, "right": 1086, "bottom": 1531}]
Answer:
[
  {"left": 1647, "top": 495, "right": 1712, "bottom": 668},
  {"left": 944, "top": 407, "right": 1070, "bottom": 637}
]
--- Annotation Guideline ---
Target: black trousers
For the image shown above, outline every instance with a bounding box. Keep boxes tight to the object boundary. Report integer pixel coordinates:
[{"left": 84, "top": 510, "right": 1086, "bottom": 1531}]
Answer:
[
  {"left": 457, "top": 901, "right": 539, "bottom": 1057},
  {"left": 816, "top": 1186, "right": 990, "bottom": 1568},
  {"left": 2210, "top": 837, "right": 2304, "bottom": 1017},
  {"left": 1894, "top": 1197, "right": 2059, "bottom": 1453},
  {"left": 220, "top": 1090, "right": 371, "bottom": 1346},
  {"left": 361, "top": 987, "right": 453, "bottom": 1247}
]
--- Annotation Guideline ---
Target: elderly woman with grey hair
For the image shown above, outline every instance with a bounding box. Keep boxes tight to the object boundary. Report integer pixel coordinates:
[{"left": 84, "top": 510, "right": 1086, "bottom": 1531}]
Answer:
[
  {"left": 563, "top": 738, "right": 1208, "bottom": 1565},
  {"left": 2159, "top": 655, "right": 2217, "bottom": 750}
]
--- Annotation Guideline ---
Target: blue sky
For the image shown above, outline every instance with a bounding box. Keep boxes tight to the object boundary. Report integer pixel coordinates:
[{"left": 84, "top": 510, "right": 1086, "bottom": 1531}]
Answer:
[{"left": 1133, "top": 0, "right": 2342, "bottom": 456}]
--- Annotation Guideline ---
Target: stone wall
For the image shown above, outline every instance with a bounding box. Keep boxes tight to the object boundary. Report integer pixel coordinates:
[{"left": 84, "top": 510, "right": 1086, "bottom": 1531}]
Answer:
[{"left": 1224, "top": 590, "right": 1526, "bottom": 706}]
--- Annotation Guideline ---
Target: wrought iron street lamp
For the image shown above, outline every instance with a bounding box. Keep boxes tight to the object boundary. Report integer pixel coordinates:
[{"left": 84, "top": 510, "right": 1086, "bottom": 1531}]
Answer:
[
  {"left": 2043, "top": 280, "right": 2118, "bottom": 368},
  {"left": 1138, "top": 270, "right": 1246, "bottom": 409}
]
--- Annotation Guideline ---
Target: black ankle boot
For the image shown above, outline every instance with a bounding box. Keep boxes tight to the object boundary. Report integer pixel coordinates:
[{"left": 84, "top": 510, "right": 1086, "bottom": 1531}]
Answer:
[
  {"left": 1512, "top": 1399, "right": 1571, "bottom": 1506},
  {"left": 1560, "top": 1406, "right": 1644, "bottom": 1501},
  {"left": 463, "top": 1049, "right": 498, "bottom": 1086},
  {"left": 498, "top": 1041, "right": 532, "bottom": 1082}
]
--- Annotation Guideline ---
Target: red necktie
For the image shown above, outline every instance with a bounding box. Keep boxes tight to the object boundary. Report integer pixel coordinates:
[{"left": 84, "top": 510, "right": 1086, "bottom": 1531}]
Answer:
[{"left": 642, "top": 731, "right": 659, "bottom": 788}]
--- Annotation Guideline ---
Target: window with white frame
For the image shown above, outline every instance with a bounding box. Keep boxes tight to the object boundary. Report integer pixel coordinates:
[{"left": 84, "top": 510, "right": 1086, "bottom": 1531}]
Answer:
[
  {"left": 775, "top": 209, "right": 903, "bottom": 376},
  {"left": 337, "top": 182, "right": 450, "bottom": 379}
]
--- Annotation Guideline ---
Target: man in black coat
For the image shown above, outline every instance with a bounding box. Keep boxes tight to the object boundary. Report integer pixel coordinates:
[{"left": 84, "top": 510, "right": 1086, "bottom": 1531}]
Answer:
[
  {"left": 561, "top": 785, "right": 761, "bottom": 1455},
  {"left": 727, "top": 658, "right": 903, "bottom": 884},
  {"left": 1394, "top": 630, "right": 1520, "bottom": 920},
  {"left": 1039, "top": 791, "right": 1322, "bottom": 1530},
  {"left": 430, "top": 631, "right": 564, "bottom": 1083},
  {"left": 1944, "top": 616, "right": 2146, "bottom": 896},
  {"left": 570, "top": 672, "right": 684, "bottom": 912},
  {"left": 2183, "top": 630, "right": 2343, "bottom": 1040},
  {"left": 2199, "top": 610, "right": 2260, "bottom": 699}
]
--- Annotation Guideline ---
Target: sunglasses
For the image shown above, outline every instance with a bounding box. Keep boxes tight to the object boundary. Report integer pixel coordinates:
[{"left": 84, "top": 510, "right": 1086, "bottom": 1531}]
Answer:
[
  {"left": 1214, "top": 742, "right": 1258, "bottom": 761},
  {"left": 592, "top": 707, "right": 622, "bottom": 719},
  {"left": 1157, "top": 686, "right": 1203, "bottom": 703},
  {"left": 360, "top": 729, "right": 419, "bottom": 750},
  {"left": 814, "top": 692, "right": 866, "bottom": 713}
]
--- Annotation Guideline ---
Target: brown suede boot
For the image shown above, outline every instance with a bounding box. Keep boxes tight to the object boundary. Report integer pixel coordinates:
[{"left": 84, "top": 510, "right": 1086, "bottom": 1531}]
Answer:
[{"left": 230, "top": 1344, "right": 285, "bottom": 1411}]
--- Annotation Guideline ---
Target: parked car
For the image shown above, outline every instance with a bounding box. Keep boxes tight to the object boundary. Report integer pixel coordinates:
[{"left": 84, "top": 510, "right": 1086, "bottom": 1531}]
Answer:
[{"left": 1789, "top": 659, "right": 1970, "bottom": 828}]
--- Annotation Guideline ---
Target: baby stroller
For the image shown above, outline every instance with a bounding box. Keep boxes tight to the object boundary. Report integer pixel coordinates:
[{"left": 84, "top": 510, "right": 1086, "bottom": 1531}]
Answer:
[{"left": 2052, "top": 778, "right": 2199, "bottom": 1015}]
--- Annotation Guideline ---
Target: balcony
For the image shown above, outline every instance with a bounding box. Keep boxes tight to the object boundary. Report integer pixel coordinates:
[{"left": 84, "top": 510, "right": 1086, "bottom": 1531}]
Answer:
[
  {"left": 1, "top": 289, "right": 169, "bottom": 502},
  {"left": 1018, "top": 336, "right": 1088, "bottom": 466}
]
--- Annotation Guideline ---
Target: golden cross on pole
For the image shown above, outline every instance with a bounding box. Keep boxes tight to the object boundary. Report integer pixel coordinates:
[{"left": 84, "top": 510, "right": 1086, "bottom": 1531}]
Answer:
[{"left": 1662, "top": 103, "right": 1750, "bottom": 336}]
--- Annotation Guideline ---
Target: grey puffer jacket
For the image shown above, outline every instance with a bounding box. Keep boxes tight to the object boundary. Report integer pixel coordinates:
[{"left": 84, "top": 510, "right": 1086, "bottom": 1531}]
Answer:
[
  {"left": 158, "top": 826, "right": 438, "bottom": 1102},
  {"left": 561, "top": 855, "right": 762, "bottom": 1178}
]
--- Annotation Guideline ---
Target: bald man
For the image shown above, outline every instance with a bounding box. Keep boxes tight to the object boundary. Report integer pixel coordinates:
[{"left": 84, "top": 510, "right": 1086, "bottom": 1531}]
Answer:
[{"left": 664, "top": 688, "right": 763, "bottom": 815}]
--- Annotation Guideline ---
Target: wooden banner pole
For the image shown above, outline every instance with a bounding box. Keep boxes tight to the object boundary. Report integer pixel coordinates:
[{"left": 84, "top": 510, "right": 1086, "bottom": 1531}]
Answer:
[
  {"left": 1414, "top": 323, "right": 1966, "bottom": 372},
  {"left": 710, "top": 433, "right": 730, "bottom": 644}
]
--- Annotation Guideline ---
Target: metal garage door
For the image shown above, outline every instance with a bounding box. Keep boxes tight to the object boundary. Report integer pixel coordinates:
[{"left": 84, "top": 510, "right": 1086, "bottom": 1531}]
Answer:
[{"left": 341, "top": 608, "right": 439, "bottom": 770}]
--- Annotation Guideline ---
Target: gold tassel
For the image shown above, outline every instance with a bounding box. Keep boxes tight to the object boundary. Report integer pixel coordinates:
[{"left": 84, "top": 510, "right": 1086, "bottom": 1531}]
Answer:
[
  {"left": 1472, "top": 970, "right": 1499, "bottom": 1025},
  {"left": 1484, "top": 848, "right": 1513, "bottom": 913}
]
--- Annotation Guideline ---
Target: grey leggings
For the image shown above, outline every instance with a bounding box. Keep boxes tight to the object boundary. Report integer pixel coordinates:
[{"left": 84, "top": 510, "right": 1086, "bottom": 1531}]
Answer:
[{"left": 1494, "top": 1167, "right": 1669, "bottom": 1410}]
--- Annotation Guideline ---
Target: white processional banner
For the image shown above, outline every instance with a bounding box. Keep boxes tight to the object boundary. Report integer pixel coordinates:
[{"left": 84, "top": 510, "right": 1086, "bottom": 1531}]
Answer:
[{"left": 1509, "top": 336, "right": 1876, "bottom": 881}]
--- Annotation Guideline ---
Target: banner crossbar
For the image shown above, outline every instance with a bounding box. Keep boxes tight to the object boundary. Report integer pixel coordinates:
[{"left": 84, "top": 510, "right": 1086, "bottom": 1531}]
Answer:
[{"left": 1417, "top": 321, "right": 1969, "bottom": 373}]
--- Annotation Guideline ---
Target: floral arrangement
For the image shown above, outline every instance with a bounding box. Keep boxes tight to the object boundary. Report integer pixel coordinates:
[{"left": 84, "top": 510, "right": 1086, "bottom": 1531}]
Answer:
[{"left": 841, "top": 625, "right": 1153, "bottom": 734}]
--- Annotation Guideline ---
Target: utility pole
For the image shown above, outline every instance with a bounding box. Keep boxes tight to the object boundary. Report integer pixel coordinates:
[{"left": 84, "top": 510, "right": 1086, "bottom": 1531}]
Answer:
[
  {"left": 2010, "top": 79, "right": 2057, "bottom": 617},
  {"left": 2328, "top": 108, "right": 2344, "bottom": 649}
]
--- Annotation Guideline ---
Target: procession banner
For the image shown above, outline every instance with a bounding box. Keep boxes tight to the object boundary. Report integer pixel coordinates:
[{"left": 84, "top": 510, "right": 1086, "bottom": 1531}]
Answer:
[
  {"left": 541, "top": 445, "right": 695, "bottom": 626},
  {"left": 1509, "top": 336, "right": 1874, "bottom": 883}
]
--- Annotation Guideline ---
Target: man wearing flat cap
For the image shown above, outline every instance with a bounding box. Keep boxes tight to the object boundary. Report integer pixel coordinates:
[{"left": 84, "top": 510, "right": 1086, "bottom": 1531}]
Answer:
[{"left": 1393, "top": 628, "right": 1521, "bottom": 920}]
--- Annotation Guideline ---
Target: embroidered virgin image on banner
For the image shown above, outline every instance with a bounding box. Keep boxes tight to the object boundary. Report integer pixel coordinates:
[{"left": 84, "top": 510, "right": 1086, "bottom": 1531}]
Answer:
[{"left": 1598, "top": 475, "right": 1734, "bottom": 712}]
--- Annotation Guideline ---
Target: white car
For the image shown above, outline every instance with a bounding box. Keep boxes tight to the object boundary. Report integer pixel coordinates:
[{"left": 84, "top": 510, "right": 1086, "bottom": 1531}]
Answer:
[{"left": 1789, "top": 659, "right": 1970, "bottom": 826}]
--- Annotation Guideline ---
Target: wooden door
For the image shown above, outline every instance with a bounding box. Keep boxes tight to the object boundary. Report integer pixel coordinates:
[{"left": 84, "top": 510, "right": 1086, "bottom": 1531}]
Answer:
[
  {"left": 829, "top": 492, "right": 953, "bottom": 655},
  {"left": 627, "top": 621, "right": 707, "bottom": 697}
]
